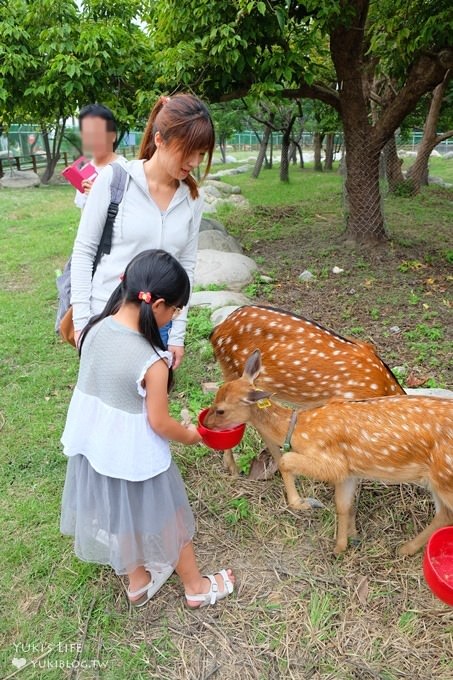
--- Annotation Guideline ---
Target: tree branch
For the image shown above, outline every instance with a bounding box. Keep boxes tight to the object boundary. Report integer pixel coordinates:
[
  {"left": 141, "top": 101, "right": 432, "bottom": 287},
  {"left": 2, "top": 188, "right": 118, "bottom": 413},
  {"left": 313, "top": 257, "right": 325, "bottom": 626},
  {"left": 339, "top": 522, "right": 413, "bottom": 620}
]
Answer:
[
  {"left": 374, "top": 50, "right": 453, "bottom": 147},
  {"left": 435, "top": 129, "right": 453, "bottom": 144},
  {"left": 219, "top": 82, "right": 340, "bottom": 111}
]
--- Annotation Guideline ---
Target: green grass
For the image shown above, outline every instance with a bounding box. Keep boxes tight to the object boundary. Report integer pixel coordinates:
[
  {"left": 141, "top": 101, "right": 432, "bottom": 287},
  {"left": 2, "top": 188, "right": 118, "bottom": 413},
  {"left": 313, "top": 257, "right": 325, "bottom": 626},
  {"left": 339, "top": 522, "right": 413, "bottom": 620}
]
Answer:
[{"left": 1, "top": 177, "right": 453, "bottom": 679}]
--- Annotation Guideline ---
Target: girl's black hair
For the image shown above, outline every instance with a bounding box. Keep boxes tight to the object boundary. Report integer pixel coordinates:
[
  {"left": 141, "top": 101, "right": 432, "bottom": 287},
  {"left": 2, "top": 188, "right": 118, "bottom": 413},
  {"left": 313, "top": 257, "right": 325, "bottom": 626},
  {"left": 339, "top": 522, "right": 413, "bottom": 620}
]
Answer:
[{"left": 78, "top": 249, "right": 191, "bottom": 391}]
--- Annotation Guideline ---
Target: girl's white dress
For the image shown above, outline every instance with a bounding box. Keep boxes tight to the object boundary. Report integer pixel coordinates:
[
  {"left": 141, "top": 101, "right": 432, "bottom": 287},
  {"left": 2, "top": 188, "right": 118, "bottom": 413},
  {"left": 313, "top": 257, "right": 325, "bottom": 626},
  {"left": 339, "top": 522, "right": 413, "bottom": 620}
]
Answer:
[{"left": 60, "top": 317, "right": 195, "bottom": 575}]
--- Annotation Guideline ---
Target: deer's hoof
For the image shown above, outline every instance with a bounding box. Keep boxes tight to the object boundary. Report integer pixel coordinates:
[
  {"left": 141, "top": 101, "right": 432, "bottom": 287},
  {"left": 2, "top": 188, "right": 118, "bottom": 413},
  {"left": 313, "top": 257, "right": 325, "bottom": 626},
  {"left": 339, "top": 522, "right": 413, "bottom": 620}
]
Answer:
[
  {"left": 333, "top": 544, "right": 347, "bottom": 557},
  {"left": 398, "top": 542, "right": 418, "bottom": 557},
  {"left": 288, "top": 499, "right": 313, "bottom": 512}
]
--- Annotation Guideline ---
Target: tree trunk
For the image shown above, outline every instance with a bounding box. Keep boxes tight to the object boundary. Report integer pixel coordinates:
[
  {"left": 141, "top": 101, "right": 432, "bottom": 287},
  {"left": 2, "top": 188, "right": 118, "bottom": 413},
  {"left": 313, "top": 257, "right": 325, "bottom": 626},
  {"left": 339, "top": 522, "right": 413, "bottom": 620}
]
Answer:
[
  {"left": 324, "top": 133, "right": 334, "bottom": 170},
  {"left": 383, "top": 135, "right": 405, "bottom": 192},
  {"left": 406, "top": 75, "right": 452, "bottom": 194},
  {"left": 313, "top": 132, "right": 324, "bottom": 171},
  {"left": 343, "top": 125, "right": 386, "bottom": 242},
  {"left": 289, "top": 142, "right": 297, "bottom": 165},
  {"left": 219, "top": 136, "right": 226, "bottom": 163},
  {"left": 330, "top": 4, "right": 387, "bottom": 243},
  {"left": 252, "top": 123, "right": 272, "bottom": 178},
  {"left": 267, "top": 132, "right": 273, "bottom": 169},
  {"left": 280, "top": 116, "right": 296, "bottom": 182},
  {"left": 40, "top": 119, "right": 66, "bottom": 184}
]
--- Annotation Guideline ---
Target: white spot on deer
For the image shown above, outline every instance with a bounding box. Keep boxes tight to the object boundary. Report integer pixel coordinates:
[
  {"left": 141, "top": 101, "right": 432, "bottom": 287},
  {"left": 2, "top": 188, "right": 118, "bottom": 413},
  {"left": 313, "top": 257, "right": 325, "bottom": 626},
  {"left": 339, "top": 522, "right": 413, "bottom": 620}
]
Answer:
[
  {"left": 370, "top": 383, "right": 378, "bottom": 390},
  {"left": 343, "top": 392, "right": 355, "bottom": 399},
  {"left": 232, "top": 344, "right": 238, "bottom": 351},
  {"left": 294, "top": 360, "right": 301, "bottom": 366}
]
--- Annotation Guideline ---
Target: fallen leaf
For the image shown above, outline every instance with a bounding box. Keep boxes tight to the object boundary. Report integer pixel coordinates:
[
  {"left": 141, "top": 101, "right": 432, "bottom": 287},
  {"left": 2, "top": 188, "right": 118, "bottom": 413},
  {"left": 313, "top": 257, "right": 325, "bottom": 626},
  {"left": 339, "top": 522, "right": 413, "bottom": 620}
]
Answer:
[
  {"left": 355, "top": 575, "right": 369, "bottom": 605},
  {"left": 248, "top": 448, "right": 279, "bottom": 480},
  {"left": 406, "top": 372, "right": 429, "bottom": 387}
]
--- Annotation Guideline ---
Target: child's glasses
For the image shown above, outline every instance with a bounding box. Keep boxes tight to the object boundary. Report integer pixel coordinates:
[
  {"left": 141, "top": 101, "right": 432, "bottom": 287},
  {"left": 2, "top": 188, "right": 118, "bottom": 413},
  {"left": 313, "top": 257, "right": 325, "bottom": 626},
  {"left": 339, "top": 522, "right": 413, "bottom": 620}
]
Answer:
[{"left": 171, "top": 306, "right": 183, "bottom": 320}]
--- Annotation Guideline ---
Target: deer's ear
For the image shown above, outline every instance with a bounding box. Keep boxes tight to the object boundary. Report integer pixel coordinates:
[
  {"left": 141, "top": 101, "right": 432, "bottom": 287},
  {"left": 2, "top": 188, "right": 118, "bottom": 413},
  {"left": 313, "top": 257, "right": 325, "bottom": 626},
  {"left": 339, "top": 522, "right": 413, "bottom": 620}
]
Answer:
[
  {"left": 243, "top": 349, "right": 261, "bottom": 382},
  {"left": 242, "top": 389, "right": 272, "bottom": 404}
]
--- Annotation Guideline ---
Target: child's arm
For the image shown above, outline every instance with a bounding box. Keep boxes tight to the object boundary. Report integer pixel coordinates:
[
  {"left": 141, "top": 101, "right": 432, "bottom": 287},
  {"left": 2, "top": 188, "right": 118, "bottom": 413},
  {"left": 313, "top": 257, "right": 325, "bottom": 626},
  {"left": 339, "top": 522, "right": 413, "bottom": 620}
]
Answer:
[{"left": 144, "top": 360, "right": 202, "bottom": 445}]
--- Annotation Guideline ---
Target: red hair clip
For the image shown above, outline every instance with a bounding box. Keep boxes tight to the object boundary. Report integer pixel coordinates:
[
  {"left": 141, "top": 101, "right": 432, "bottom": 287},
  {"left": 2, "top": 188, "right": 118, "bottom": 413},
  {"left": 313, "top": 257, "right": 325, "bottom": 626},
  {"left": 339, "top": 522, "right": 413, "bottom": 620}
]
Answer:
[{"left": 138, "top": 291, "right": 152, "bottom": 304}]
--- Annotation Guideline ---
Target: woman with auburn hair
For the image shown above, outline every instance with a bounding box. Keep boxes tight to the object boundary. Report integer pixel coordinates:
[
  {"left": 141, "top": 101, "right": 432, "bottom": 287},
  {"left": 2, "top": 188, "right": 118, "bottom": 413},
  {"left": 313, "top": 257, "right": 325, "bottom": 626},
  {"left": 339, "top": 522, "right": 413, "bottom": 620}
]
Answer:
[{"left": 70, "top": 93, "right": 215, "bottom": 367}]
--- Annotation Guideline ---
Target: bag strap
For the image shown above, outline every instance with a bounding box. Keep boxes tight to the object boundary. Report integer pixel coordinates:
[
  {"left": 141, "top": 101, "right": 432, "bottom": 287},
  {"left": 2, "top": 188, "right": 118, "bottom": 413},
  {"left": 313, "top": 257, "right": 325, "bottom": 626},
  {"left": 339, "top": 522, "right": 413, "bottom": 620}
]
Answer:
[{"left": 92, "top": 163, "right": 128, "bottom": 276}]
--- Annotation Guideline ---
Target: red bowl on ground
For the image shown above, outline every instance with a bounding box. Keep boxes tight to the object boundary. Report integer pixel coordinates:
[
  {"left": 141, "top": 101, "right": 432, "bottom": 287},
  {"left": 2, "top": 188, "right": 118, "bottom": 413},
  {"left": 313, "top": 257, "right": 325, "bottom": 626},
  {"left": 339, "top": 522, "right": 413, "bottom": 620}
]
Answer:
[
  {"left": 197, "top": 408, "right": 245, "bottom": 450},
  {"left": 423, "top": 526, "right": 453, "bottom": 606}
]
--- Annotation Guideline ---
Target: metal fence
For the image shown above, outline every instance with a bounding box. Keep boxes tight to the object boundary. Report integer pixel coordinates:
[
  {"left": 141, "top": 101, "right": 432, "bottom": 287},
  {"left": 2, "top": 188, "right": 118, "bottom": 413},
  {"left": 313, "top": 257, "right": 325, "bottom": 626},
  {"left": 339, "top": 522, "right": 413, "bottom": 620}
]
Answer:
[{"left": 226, "top": 130, "right": 453, "bottom": 154}]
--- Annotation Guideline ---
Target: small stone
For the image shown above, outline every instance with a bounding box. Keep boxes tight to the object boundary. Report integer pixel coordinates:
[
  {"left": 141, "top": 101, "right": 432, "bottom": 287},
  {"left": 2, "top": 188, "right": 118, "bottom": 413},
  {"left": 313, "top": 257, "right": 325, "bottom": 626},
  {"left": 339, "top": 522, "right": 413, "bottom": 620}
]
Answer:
[
  {"left": 389, "top": 325, "right": 401, "bottom": 334},
  {"left": 348, "top": 288, "right": 356, "bottom": 295},
  {"left": 332, "top": 266, "right": 344, "bottom": 274},
  {"left": 201, "top": 382, "right": 219, "bottom": 394},
  {"left": 299, "top": 270, "right": 315, "bottom": 281},
  {"left": 260, "top": 275, "right": 273, "bottom": 283}
]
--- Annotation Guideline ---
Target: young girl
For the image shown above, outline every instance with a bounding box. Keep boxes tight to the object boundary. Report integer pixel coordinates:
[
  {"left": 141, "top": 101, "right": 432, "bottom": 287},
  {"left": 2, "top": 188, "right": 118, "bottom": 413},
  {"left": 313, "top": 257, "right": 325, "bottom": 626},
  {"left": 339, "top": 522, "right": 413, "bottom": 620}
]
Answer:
[
  {"left": 70, "top": 94, "right": 215, "bottom": 366},
  {"left": 60, "top": 249, "right": 234, "bottom": 608}
]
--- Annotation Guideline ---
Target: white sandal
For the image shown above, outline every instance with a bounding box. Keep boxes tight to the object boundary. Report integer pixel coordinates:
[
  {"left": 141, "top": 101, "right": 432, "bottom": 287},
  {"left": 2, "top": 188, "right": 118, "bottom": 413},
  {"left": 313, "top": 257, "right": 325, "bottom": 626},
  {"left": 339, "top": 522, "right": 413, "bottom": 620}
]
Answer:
[
  {"left": 127, "top": 566, "right": 174, "bottom": 607},
  {"left": 185, "top": 569, "right": 234, "bottom": 608}
]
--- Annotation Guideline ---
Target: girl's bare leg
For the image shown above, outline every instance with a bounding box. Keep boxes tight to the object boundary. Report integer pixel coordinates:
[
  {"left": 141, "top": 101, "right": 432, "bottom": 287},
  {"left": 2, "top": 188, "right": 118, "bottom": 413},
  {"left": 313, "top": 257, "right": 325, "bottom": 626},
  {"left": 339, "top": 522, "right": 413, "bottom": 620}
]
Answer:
[{"left": 175, "top": 542, "right": 235, "bottom": 608}]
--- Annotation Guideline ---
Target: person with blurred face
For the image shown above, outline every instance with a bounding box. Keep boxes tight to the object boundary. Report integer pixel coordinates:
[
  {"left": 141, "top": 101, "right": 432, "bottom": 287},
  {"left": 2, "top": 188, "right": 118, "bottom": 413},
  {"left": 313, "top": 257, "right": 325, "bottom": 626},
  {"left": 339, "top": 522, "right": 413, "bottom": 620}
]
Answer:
[
  {"left": 75, "top": 104, "right": 127, "bottom": 209},
  {"left": 70, "top": 94, "right": 215, "bottom": 367}
]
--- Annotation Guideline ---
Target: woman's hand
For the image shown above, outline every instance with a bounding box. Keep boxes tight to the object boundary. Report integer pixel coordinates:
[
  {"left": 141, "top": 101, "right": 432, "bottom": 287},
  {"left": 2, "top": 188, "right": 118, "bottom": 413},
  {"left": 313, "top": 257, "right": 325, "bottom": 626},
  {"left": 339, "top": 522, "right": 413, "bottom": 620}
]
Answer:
[
  {"left": 168, "top": 345, "right": 184, "bottom": 369},
  {"left": 74, "top": 329, "right": 81, "bottom": 348}
]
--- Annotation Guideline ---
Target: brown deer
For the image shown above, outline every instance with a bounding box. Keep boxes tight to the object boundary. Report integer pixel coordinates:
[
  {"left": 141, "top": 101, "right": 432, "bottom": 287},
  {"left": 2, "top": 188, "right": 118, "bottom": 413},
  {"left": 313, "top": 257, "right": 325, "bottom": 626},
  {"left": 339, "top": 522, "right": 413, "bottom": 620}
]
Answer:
[
  {"left": 204, "top": 351, "right": 453, "bottom": 555},
  {"left": 210, "top": 305, "right": 404, "bottom": 476}
]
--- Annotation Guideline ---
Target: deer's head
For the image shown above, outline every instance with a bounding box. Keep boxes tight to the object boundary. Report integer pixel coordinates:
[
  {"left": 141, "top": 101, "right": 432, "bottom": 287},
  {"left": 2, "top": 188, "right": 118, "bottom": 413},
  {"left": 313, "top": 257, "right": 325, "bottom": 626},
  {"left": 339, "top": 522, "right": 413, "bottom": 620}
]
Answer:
[{"left": 204, "top": 350, "right": 272, "bottom": 430}]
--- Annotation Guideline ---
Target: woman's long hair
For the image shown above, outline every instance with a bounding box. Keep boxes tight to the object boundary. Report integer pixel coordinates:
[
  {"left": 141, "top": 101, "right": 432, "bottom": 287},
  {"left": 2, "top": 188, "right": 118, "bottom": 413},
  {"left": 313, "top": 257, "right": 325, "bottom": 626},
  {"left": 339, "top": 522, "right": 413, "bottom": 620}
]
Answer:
[
  {"left": 78, "top": 250, "right": 191, "bottom": 389},
  {"left": 138, "top": 93, "right": 215, "bottom": 200}
]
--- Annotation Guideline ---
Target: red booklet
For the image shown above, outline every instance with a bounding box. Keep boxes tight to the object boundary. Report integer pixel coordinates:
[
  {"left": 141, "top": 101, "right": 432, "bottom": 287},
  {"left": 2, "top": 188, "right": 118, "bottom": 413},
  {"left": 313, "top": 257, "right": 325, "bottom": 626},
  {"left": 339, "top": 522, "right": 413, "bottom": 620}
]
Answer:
[{"left": 62, "top": 156, "right": 98, "bottom": 193}]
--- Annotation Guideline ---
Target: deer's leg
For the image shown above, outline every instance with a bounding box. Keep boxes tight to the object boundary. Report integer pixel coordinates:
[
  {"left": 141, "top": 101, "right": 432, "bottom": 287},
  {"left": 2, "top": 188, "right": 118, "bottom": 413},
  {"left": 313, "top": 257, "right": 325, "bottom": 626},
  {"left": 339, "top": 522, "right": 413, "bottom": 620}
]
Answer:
[
  {"left": 334, "top": 478, "right": 358, "bottom": 555},
  {"left": 399, "top": 489, "right": 453, "bottom": 556},
  {"left": 279, "top": 451, "right": 326, "bottom": 511},
  {"left": 223, "top": 448, "right": 239, "bottom": 477},
  {"left": 279, "top": 449, "right": 348, "bottom": 513}
]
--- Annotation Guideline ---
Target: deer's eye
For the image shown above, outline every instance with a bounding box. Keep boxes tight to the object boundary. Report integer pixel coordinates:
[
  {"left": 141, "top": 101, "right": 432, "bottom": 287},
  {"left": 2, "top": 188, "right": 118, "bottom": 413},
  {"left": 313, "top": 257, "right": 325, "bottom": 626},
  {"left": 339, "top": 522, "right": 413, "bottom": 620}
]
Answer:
[{"left": 216, "top": 409, "right": 225, "bottom": 416}]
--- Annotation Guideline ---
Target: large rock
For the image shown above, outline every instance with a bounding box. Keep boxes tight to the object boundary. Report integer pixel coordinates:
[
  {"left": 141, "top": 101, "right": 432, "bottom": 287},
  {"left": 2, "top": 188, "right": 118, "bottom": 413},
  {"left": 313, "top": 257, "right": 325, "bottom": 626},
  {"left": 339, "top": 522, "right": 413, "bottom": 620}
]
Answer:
[
  {"left": 204, "top": 179, "right": 242, "bottom": 195},
  {"left": 211, "top": 305, "right": 242, "bottom": 326},
  {"left": 198, "top": 229, "right": 243, "bottom": 253},
  {"left": 195, "top": 249, "right": 257, "bottom": 290},
  {"left": 199, "top": 217, "right": 227, "bottom": 233},
  {"left": 443, "top": 151, "right": 453, "bottom": 160},
  {"left": 207, "top": 165, "right": 250, "bottom": 180},
  {"left": 191, "top": 291, "right": 249, "bottom": 309},
  {"left": 204, "top": 184, "right": 222, "bottom": 198},
  {"left": 404, "top": 388, "right": 453, "bottom": 399},
  {"left": 1, "top": 169, "right": 40, "bottom": 189}
]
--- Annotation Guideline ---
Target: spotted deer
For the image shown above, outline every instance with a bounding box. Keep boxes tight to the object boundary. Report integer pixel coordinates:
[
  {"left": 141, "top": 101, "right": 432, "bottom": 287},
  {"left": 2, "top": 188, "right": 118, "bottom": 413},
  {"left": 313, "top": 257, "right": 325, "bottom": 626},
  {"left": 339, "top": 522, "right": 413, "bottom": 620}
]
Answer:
[
  {"left": 204, "top": 351, "right": 453, "bottom": 555},
  {"left": 210, "top": 305, "right": 404, "bottom": 475}
]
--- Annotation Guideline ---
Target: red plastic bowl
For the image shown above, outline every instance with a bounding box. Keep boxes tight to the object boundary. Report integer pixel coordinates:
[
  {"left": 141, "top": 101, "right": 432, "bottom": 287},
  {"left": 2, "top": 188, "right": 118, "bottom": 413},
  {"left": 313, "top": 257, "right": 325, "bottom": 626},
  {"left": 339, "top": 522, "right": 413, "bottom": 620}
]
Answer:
[
  {"left": 197, "top": 408, "right": 245, "bottom": 450},
  {"left": 423, "top": 526, "right": 453, "bottom": 606}
]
